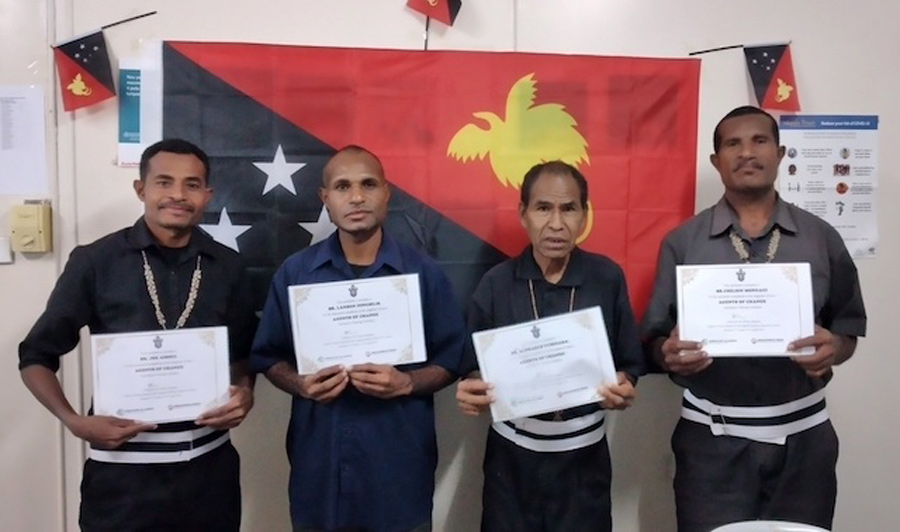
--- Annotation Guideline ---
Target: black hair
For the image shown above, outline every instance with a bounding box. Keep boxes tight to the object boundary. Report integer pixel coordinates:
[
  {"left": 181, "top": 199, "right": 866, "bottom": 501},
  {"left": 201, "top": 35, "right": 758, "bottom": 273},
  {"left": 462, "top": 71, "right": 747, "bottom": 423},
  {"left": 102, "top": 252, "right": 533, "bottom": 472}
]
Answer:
[
  {"left": 139, "top": 139, "right": 210, "bottom": 183},
  {"left": 713, "top": 106, "right": 780, "bottom": 153},
  {"left": 520, "top": 161, "right": 588, "bottom": 209},
  {"left": 322, "top": 145, "right": 385, "bottom": 185}
]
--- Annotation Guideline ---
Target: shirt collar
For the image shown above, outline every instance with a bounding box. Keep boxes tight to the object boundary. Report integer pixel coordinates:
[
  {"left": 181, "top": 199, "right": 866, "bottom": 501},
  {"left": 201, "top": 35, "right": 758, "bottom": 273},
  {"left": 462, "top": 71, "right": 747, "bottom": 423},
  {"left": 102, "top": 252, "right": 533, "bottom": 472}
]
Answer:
[
  {"left": 310, "top": 230, "right": 405, "bottom": 276},
  {"left": 126, "top": 217, "right": 216, "bottom": 259},
  {"left": 709, "top": 194, "right": 798, "bottom": 238},
  {"left": 514, "top": 246, "right": 585, "bottom": 287}
]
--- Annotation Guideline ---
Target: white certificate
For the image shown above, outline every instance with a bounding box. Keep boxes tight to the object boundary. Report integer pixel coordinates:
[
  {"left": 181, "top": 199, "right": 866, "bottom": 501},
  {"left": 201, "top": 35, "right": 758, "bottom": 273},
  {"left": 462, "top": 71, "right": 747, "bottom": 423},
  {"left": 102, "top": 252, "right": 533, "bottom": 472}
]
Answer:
[
  {"left": 677, "top": 263, "right": 815, "bottom": 357},
  {"left": 473, "top": 307, "right": 619, "bottom": 423},
  {"left": 91, "top": 326, "right": 231, "bottom": 424},
  {"left": 288, "top": 274, "right": 427, "bottom": 374}
]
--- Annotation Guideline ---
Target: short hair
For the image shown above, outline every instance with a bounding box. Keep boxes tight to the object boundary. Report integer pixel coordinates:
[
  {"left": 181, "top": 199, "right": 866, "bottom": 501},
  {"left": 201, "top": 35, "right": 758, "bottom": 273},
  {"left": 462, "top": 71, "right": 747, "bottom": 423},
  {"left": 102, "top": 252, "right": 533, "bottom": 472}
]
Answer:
[
  {"left": 322, "top": 145, "right": 385, "bottom": 186},
  {"left": 713, "top": 106, "right": 780, "bottom": 153},
  {"left": 139, "top": 139, "right": 210, "bottom": 183},
  {"left": 520, "top": 161, "right": 589, "bottom": 209}
]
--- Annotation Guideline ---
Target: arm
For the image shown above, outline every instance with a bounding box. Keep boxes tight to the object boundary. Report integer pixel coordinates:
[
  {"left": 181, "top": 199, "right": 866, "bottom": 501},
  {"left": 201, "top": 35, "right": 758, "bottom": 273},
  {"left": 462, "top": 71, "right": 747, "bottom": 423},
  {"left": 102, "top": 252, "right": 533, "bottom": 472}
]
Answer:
[
  {"left": 456, "top": 370, "right": 492, "bottom": 416},
  {"left": 21, "top": 365, "right": 155, "bottom": 449},
  {"left": 196, "top": 361, "right": 257, "bottom": 429}
]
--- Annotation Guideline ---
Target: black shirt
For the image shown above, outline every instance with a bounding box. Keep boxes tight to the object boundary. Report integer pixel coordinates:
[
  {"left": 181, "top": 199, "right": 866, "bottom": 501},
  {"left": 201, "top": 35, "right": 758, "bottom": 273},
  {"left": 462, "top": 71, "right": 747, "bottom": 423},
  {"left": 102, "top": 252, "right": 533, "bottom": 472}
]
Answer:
[{"left": 19, "top": 218, "right": 256, "bottom": 372}]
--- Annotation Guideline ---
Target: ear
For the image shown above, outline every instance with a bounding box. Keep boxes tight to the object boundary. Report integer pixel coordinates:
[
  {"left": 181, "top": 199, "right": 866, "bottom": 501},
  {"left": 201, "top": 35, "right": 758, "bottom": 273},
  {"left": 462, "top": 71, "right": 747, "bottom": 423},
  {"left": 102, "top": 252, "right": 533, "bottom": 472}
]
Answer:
[
  {"left": 133, "top": 179, "right": 145, "bottom": 201},
  {"left": 709, "top": 153, "right": 721, "bottom": 173},
  {"left": 777, "top": 145, "right": 786, "bottom": 161},
  {"left": 518, "top": 202, "right": 527, "bottom": 228},
  {"left": 318, "top": 186, "right": 327, "bottom": 204}
]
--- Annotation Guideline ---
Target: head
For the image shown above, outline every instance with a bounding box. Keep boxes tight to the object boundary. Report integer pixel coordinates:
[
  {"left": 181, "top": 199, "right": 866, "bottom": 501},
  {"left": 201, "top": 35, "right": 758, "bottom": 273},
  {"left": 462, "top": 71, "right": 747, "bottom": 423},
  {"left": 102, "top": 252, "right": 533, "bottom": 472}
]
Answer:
[
  {"left": 133, "top": 139, "right": 213, "bottom": 244},
  {"left": 320, "top": 146, "right": 390, "bottom": 238},
  {"left": 519, "top": 161, "right": 588, "bottom": 268},
  {"left": 710, "top": 106, "right": 785, "bottom": 197}
]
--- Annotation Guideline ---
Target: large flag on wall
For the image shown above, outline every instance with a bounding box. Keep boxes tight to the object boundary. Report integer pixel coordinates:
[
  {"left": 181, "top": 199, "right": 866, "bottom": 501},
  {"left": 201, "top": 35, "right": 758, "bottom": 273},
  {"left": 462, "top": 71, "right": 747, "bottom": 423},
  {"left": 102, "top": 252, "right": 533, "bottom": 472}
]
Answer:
[
  {"left": 163, "top": 42, "right": 700, "bottom": 318},
  {"left": 53, "top": 30, "right": 116, "bottom": 111},
  {"left": 744, "top": 43, "right": 800, "bottom": 112}
]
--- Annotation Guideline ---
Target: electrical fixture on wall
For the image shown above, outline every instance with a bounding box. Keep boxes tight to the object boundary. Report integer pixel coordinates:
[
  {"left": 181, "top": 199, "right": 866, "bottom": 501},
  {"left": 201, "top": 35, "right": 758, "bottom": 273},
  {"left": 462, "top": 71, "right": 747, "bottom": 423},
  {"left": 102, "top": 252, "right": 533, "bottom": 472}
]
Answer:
[{"left": 10, "top": 199, "right": 52, "bottom": 253}]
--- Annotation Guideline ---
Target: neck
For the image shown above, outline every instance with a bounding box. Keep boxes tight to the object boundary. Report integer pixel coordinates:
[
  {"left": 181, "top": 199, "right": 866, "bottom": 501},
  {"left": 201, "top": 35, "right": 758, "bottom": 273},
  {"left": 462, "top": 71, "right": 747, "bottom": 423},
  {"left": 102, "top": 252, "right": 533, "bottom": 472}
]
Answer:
[
  {"left": 147, "top": 222, "right": 192, "bottom": 248},
  {"left": 339, "top": 227, "right": 383, "bottom": 265},
  {"left": 533, "top": 250, "right": 571, "bottom": 284},
  {"left": 724, "top": 188, "right": 777, "bottom": 238}
]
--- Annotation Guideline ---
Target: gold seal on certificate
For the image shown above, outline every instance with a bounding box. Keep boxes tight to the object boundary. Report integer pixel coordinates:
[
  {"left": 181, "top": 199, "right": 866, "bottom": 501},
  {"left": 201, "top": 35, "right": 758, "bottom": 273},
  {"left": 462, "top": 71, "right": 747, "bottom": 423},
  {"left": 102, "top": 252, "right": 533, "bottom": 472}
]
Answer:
[
  {"left": 288, "top": 274, "right": 427, "bottom": 374},
  {"left": 473, "top": 307, "right": 618, "bottom": 423},
  {"left": 91, "top": 326, "right": 231, "bottom": 424},
  {"left": 676, "top": 263, "right": 815, "bottom": 357}
]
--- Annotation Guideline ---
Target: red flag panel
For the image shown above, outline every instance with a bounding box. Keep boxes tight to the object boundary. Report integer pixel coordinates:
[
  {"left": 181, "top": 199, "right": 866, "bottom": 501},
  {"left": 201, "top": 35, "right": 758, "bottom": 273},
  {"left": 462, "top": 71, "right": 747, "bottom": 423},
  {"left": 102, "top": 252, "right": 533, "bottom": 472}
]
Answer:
[{"left": 167, "top": 42, "right": 699, "bottom": 317}]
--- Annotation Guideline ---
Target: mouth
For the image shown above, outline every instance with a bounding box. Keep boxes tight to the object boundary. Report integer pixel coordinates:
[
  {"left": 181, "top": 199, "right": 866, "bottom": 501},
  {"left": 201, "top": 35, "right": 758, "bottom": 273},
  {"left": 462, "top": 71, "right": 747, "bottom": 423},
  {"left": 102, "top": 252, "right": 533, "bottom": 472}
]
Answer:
[
  {"left": 346, "top": 210, "right": 371, "bottom": 219},
  {"left": 542, "top": 236, "right": 571, "bottom": 249},
  {"left": 734, "top": 160, "right": 764, "bottom": 173},
  {"left": 161, "top": 203, "right": 194, "bottom": 215}
]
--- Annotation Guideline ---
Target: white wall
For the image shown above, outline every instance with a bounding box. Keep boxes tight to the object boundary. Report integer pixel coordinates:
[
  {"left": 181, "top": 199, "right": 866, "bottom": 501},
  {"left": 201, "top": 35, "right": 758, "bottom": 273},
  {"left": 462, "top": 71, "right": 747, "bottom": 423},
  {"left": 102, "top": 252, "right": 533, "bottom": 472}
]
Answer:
[{"left": 1, "top": 1, "right": 897, "bottom": 531}]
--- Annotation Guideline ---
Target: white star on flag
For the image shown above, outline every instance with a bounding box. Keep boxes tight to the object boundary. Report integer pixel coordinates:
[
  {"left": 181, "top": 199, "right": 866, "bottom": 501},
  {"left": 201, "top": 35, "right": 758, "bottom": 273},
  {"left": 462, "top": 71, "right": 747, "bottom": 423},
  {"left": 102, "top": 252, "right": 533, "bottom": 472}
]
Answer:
[
  {"left": 253, "top": 144, "right": 306, "bottom": 195},
  {"left": 200, "top": 207, "right": 252, "bottom": 252},
  {"left": 299, "top": 205, "right": 337, "bottom": 245}
]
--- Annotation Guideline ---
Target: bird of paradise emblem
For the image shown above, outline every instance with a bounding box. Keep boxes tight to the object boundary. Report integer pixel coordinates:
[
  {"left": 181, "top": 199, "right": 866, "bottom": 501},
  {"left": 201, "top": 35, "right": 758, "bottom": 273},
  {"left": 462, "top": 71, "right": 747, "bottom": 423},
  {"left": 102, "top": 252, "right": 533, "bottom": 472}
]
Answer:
[
  {"left": 447, "top": 73, "right": 594, "bottom": 242},
  {"left": 775, "top": 78, "right": 794, "bottom": 103},
  {"left": 67, "top": 73, "right": 92, "bottom": 97}
]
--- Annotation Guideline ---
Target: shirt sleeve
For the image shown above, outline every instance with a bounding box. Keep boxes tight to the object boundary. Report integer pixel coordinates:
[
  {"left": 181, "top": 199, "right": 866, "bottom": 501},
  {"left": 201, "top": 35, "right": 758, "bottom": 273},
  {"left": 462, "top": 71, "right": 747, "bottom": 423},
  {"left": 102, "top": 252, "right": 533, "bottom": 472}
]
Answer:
[
  {"left": 420, "top": 261, "right": 467, "bottom": 376},
  {"left": 610, "top": 265, "right": 646, "bottom": 381},
  {"left": 821, "top": 236, "right": 867, "bottom": 337},
  {"left": 249, "top": 264, "right": 296, "bottom": 374},
  {"left": 640, "top": 235, "right": 680, "bottom": 343},
  {"left": 225, "top": 261, "right": 259, "bottom": 365},
  {"left": 18, "top": 246, "right": 95, "bottom": 371},
  {"left": 459, "top": 274, "right": 495, "bottom": 376}
]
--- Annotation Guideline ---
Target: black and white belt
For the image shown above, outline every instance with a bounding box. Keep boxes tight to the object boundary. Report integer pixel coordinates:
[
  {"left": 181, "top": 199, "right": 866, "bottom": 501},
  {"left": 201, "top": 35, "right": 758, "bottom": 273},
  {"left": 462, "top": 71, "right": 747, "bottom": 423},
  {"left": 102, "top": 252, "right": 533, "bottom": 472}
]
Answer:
[
  {"left": 88, "top": 426, "right": 230, "bottom": 464},
  {"left": 681, "top": 389, "right": 828, "bottom": 445}
]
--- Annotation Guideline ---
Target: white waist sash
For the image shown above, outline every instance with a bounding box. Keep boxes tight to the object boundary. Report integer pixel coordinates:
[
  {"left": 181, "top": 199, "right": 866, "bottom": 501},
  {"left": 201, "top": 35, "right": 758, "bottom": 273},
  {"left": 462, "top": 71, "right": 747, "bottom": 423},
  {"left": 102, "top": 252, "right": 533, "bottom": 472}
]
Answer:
[
  {"left": 492, "top": 410, "right": 606, "bottom": 453},
  {"left": 681, "top": 389, "right": 828, "bottom": 445},
  {"left": 88, "top": 427, "right": 230, "bottom": 464}
]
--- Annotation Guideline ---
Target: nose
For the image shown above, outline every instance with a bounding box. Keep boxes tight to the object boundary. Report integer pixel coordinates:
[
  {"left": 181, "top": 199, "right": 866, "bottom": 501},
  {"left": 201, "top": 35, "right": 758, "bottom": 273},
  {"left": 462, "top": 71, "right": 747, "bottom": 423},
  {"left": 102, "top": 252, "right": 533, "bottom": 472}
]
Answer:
[
  {"left": 349, "top": 184, "right": 364, "bottom": 203},
  {"left": 548, "top": 208, "right": 564, "bottom": 229}
]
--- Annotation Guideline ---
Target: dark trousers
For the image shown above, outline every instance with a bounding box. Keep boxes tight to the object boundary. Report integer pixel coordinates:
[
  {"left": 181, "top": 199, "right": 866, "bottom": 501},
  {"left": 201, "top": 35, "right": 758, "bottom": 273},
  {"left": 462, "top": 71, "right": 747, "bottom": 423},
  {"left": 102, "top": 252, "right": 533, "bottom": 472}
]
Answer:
[
  {"left": 293, "top": 524, "right": 431, "bottom": 532},
  {"left": 672, "top": 418, "right": 839, "bottom": 532},
  {"left": 481, "top": 429, "right": 612, "bottom": 532},
  {"left": 80, "top": 442, "right": 241, "bottom": 532}
]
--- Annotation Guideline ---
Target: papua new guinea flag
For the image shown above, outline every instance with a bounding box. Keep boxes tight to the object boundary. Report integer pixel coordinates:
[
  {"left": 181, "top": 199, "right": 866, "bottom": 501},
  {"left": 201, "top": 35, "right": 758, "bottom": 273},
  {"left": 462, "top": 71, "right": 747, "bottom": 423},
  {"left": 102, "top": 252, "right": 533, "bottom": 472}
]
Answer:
[
  {"left": 53, "top": 30, "right": 116, "bottom": 111},
  {"left": 163, "top": 42, "right": 700, "bottom": 317}
]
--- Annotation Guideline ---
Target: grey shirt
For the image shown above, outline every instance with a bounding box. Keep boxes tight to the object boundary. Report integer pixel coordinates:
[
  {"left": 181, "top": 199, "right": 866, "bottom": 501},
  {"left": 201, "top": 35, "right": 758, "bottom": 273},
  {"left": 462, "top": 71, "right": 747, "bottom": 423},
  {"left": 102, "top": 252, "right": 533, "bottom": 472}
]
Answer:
[{"left": 641, "top": 196, "right": 866, "bottom": 406}]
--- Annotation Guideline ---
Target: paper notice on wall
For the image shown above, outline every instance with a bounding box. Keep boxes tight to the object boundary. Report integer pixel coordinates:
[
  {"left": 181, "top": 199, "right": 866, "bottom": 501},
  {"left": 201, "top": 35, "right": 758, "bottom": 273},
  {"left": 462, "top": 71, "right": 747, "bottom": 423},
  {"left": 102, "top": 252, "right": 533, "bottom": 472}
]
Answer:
[
  {"left": 779, "top": 115, "right": 879, "bottom": 259},
  {"left": 117, "top": 42, "right": 163, "bottom": 167},
  {"left": 0, "top": 85, "right": 48, "bottom": 196}
]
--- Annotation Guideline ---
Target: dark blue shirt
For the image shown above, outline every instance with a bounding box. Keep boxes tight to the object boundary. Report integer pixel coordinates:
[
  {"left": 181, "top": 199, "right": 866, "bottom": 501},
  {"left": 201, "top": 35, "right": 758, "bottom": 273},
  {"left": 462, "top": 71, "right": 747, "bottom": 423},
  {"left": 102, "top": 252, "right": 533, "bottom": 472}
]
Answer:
[{"left": 250, "top": 231, "right": 465, "bottom": 532}]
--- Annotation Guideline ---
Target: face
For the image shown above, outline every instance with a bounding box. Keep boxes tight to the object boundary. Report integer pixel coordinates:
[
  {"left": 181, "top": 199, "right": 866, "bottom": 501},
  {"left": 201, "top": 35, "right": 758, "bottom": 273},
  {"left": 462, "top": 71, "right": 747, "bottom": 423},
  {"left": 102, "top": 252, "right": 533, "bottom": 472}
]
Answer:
[
  {"left": 711, "top": 114, "right": 785, "bottom": 195},
  {"left": 519, "top": 171, "right": 587, "bottom": 265},
  {"left": 134, "top": 152, "right": 212, "bottom": 236},
  {"left": 320, "top": 151, "right": 390, "bottom": 236}
]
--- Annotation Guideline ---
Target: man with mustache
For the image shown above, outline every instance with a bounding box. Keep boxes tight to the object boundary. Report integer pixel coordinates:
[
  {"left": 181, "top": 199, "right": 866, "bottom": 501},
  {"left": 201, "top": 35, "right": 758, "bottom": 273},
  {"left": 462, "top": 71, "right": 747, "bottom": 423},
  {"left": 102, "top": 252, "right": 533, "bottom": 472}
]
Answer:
[
  {"left": 251, "top": 145, "right": 466, "bottom": 532},
  {"left": 642, "top": 106, "right": 866, "bottom": 531},
  {"left": 19, "top": 139, "right": 257, "bottom": 531},
  {"left": 456, "top": 161, "right": 644, "bottom": 532}
]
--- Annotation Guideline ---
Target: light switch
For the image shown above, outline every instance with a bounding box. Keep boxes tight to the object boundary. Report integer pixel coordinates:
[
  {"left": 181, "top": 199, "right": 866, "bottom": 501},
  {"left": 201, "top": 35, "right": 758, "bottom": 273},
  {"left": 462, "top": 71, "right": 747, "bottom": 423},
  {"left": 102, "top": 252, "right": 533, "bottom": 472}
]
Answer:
[{"left": 10, "top": 200, "right": 52, "bottom": 253}]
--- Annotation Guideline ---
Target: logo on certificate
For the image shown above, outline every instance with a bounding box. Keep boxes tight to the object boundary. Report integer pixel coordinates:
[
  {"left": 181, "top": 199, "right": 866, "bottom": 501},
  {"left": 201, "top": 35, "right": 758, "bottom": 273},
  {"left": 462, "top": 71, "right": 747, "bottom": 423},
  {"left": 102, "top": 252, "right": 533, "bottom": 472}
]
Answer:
[
  {"left": 349, "top": 284, "right": 358, "bottom": 297},
  {"left": 736, "top": 268, "right": 746, "bottom": 282},
  {"left": 153, "top": 335, "right": 163, "bottom": 349},
  {"left": 531, "top": 325, "right": 541, "bottom": 339}
]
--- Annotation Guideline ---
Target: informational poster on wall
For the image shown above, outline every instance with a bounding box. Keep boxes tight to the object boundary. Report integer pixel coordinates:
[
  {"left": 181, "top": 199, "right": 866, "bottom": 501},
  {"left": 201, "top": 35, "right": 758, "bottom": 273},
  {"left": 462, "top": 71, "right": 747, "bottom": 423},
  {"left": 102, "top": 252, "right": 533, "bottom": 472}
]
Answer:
[
  {"left": 117, "top": 42, "right": 163, "bottom": 167},
  {"left": 778, "top": 115, "right": 879, "bottom": 259}
]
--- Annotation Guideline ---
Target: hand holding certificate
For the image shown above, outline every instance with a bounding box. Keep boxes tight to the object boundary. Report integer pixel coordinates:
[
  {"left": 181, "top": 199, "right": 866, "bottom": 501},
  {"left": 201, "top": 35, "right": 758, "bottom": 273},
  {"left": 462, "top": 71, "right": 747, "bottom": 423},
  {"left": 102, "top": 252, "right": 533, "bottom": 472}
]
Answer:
[
  {"left": 473, "top": 307, "right": 618, "bottom": 422},
  {"left": 676, "top": 263, "right": 815, "bottom": 357},
  {"left": 288, "top": 274, "right": 427, "bottom": 374},
  {"left": 91, "top": 326, "right": 231, "bottom": 424}
]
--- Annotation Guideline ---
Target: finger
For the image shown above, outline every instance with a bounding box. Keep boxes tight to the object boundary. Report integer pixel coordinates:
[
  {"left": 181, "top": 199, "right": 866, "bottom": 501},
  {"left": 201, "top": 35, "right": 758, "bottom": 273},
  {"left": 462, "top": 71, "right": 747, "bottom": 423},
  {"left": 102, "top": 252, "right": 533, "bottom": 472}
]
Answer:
[
  {"left": 318, "top": 376, "right": 350, "bottom": 402},
  {"left": 314, "top": 365, "right": 346, "bottom": 380},
  {"left": 309, "top": 370, "right": 348, "bottom": 397},
  {"left": 348, "top": 370, "right": 389, "bottom": 386}
]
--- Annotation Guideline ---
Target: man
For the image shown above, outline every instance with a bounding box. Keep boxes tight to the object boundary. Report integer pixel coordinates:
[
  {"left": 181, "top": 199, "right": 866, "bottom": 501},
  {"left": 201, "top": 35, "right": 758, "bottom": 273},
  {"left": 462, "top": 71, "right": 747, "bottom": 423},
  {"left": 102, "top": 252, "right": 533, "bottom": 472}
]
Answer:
[
  {"left": 19, "top": 138, "right": 257, "bottom": 531},
  {"left": 456, "top": 161, "right": 645, "bottom": 532},
  {"left": 250, "top": 145, "right": 466, "bottom": 532},
  {"left": 642, "top": 106, "right": 866, "bottom": 531}
]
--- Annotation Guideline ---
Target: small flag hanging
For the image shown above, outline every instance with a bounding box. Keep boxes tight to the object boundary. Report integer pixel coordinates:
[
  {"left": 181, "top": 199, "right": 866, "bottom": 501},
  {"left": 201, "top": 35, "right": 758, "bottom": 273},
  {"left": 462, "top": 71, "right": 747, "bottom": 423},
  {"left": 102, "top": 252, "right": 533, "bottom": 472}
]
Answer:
[
  {"left": 743, "top": 43, "right": 800, "bottom": 112},
  {"left": 407, "top": 0, "right": 462, "bottom": 26},
  {"left": 53, "top": 30, "right": 116, "bottom": 111}
]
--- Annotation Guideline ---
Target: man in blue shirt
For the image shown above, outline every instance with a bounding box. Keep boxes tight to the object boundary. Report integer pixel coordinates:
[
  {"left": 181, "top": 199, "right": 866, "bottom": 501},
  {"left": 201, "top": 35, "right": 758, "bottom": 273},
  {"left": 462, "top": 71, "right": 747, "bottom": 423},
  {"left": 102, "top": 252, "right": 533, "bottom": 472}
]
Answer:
[{"left": 251, "top": 145, "right": 466, "bottom": 532}]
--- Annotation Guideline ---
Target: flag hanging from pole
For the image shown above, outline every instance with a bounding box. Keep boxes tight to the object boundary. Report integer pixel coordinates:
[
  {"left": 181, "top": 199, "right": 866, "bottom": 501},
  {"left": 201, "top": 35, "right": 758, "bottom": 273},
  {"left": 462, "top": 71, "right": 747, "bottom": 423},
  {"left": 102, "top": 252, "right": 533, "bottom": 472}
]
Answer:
[
  {"left": 743, "top": 43, "right": 800, "bottom": 112},
  {"left": 53, "top": 30, "right": 116, "bottom": 111},
  {"left": 407, "top": 0, "right": 462, "bottom": 26}
]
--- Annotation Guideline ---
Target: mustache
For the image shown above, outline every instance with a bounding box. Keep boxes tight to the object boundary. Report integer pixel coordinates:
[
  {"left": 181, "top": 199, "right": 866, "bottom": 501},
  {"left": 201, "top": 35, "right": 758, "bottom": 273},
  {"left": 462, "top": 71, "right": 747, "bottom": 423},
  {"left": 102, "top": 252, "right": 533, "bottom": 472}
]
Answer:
[
  {"left": 733, "top": 158, "right": 764, "bottom": 171},
  {"left": 160, "top": 200, "right": 195, "bottom": 212}
]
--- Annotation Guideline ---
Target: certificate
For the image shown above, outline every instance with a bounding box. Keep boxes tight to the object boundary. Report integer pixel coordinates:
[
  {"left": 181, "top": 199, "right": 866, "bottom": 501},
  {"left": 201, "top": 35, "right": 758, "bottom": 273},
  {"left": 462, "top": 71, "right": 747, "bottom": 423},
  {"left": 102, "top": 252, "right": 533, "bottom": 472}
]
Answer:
[
  {"left": 677, "top": 263, "right": 815, "bottom": 357},
  {"left": 288, "top": 274, "right": 427, "bottom": 374},
  {"left": 473, "top": 307, "right": 618, "bottom": 423},
  {"left": 91, "top": 326, "right": 231, "bottom": 424}
]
